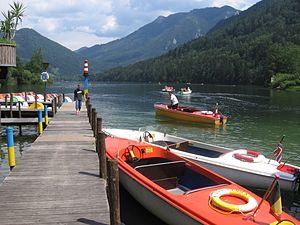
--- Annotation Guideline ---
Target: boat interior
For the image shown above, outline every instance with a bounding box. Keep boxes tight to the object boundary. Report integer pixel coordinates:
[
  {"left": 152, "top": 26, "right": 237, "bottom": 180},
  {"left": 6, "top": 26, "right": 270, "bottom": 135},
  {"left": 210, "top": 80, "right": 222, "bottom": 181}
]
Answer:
[
  {"left": 127, "top": 157, "right": 226, "bottom": 195},
  {"left": 151, "top": 140, "right": 223, "bottom": 158}
]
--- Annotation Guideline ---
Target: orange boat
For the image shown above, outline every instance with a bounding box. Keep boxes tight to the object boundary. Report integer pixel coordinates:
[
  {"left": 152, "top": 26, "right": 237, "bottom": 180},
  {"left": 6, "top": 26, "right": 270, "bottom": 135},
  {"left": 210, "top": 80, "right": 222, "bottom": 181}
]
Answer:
[
  {"left": 105, "top": 136, "right": 298, "bottom": 225},
  {"left": 154, "top": 103, "right": 227, "bottom": 125}
]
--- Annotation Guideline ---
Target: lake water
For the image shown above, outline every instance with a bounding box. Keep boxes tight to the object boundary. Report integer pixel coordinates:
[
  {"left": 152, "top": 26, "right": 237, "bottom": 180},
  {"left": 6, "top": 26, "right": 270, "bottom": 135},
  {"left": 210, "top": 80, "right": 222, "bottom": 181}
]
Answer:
[{"left": 0, "top": 82, "right": 299, "bottom": 224}]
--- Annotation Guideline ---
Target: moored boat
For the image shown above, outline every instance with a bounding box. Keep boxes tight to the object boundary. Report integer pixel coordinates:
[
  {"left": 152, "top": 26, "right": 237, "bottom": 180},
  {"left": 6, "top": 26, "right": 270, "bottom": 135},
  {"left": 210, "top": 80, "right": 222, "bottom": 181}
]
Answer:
[
  {"left": 105, "top": 135, "right": 298, "bottom": 225},
  {"left": 178, "top": 87, "right": 192, "bottom": 95},
  {"left": 104, "top": 129, "right": 300, "bottom": 192},
  {"left": 154, "top": 103, "right": 227, "bottom": 125},
  {"left": 162, "top": 86, "right": 175, "bottom": 92}
]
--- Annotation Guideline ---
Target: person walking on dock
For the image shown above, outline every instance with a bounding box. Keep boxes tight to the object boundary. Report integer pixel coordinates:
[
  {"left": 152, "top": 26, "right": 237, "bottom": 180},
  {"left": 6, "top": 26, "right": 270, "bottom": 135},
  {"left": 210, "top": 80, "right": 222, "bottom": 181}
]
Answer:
[{"left": 74, "top": 84, "right": 84, "bottom": 114}]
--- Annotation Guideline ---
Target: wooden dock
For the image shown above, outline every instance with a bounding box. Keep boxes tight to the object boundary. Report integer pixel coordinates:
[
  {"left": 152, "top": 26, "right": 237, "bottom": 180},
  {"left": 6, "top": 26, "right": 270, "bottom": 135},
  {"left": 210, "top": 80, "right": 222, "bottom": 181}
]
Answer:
[{"left": 0, "top": 102, "right": 110, "bottom": 225}]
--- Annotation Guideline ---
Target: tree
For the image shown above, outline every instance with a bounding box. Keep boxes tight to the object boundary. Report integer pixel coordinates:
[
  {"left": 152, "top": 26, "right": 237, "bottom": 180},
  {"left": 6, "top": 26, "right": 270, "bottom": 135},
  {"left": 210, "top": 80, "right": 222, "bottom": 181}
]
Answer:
[
  {"left": 0, "top": 1, "right": 25, "bottom": 42},
  {"left": 10, "top": 1, "right": 25, "bottom": 40}
]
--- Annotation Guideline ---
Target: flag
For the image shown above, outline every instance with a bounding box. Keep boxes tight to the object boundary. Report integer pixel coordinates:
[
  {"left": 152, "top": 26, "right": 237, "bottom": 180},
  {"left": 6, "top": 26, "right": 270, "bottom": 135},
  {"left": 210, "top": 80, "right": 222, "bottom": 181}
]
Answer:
[
  {"left": 274, "top": 143, "right": 283, "bottom": 163},
  {"left": 266, "top": 180, "right": 282, "bottom": 220}
]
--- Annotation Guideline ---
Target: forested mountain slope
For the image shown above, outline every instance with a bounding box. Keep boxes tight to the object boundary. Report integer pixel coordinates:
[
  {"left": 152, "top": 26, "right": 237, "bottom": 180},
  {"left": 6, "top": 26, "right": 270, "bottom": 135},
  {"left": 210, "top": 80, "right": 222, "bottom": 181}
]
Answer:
[{"left": 97, "top": 0, "right": 300, "bottom": 86}]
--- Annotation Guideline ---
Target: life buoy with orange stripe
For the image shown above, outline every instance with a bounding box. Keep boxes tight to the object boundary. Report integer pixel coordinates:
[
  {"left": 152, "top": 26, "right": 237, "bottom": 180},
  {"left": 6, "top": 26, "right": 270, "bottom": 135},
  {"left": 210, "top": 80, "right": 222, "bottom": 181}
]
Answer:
[{"left": 233, "top": 150, "right": 265, "bottom": 163}]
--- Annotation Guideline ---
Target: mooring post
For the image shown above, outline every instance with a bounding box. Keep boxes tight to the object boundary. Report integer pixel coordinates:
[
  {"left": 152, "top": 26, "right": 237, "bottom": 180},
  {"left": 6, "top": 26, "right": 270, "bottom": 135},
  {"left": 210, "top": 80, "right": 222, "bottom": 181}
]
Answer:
[
  {"left": 86, "top": 97, "right": 90, "bottom": 110},
  {"left": 98, "top": 131, "right": 107, "bottom": 179},
  {"left": 93, "top": 110, "right": 97, "bottom": 137},
  {"left": 107, "top": 159, "right": 121, "bottom": 225},
  {"left": 97, "top": 117, "right": 103, "bottom": 134},
  {"left": 18, "top": 101, "right": 22, "bottom": 135},
  {"left": 91, "top": 108, "right": 95, "bottom": 130},
  {"left": 6, "top": 127, "right": 16, "bottom": 170},
  {"left": 34, "top": 93, "right": 38, "bottom": 109},
  {"left": 62, "top": 93, "right": 65, "bottom": 103},
  {"left": 5, "top": 95, "right": 8, "bottom": 108},
  {"left": 9, "top": 93, "right": 13, "bottom": 118},
  {"left": 51, "top": 99, "right": 55, "bottom": 116},
  {"left": 88, "top": 104, "right": 92, "bottom": 124},
  {"left": 44, "top": 105, "right": 49, "bottom": 125},
  {"left": 38, "top": 110, "right": 43, "bottom": 135}
]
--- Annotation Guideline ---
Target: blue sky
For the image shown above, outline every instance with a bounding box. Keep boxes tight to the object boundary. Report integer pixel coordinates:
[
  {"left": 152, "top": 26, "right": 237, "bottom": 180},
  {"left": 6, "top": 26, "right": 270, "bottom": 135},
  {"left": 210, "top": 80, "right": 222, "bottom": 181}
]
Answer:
[{"left": 1, "top": 0, "right": 261, "bottom": 50}]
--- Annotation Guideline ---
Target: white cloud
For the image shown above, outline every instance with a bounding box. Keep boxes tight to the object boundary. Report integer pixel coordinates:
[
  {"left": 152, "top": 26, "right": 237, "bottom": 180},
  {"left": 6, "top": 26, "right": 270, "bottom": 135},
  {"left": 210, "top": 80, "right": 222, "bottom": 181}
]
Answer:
[{"left": 0, "top": 0, "right": 261, "bottom": 50}]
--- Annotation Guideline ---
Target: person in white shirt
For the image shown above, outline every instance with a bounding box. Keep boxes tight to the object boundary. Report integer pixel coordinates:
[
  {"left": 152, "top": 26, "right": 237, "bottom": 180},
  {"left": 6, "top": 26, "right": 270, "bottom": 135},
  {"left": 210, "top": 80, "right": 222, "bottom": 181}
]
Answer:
[{"left": 168, "top": 91, "right": 179, "bottom": 109}]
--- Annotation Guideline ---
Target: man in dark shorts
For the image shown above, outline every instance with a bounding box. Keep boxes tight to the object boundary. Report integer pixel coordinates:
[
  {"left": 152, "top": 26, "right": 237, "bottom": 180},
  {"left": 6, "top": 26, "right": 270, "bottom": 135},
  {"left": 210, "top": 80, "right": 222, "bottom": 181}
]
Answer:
[{"left": 74, "top": 84, "right": 84, "bottom": 114}]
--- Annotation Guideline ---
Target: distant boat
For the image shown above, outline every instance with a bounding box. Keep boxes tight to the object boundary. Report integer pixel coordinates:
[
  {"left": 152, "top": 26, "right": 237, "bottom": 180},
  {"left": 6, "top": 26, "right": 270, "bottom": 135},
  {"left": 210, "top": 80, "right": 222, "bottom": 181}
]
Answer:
[
  {"left": 154, "top": 103, "right": 227, "bottom": 125},
  {"left": 104, "top": 134, "right": 299, "bottom": 225},
  {"left": 178, "top": 87, "right": 192, "bottom": 95},
  {"left": 161, "top": 86, "right": 175, "bottom": 92}
]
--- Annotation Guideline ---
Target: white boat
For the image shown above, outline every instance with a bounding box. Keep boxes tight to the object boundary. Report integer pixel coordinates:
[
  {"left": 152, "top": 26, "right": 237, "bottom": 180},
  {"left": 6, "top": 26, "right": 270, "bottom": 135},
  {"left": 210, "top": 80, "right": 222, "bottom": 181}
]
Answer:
[
  {"left": 64, "top": 96, "right": 73, "bottom": 102},
  {"left": 104, "top": 128, "right": 300, "bottom": 192},
  {"left": 178, "top": 87, "right": 192, "bottom": 95}
]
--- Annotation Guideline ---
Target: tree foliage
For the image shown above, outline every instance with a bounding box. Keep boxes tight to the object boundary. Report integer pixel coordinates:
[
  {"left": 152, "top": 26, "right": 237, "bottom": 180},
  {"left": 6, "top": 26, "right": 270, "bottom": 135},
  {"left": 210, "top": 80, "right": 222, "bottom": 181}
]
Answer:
[{"left": 96, "top": 0, "right": 300, "bottom": 88}]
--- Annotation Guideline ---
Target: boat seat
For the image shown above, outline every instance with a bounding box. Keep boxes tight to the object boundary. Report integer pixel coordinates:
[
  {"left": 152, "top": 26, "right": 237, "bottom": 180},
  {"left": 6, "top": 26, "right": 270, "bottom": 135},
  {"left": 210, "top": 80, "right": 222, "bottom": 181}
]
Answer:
[{"left": 135, "top": 161, "right": 186, "bottom": 189}]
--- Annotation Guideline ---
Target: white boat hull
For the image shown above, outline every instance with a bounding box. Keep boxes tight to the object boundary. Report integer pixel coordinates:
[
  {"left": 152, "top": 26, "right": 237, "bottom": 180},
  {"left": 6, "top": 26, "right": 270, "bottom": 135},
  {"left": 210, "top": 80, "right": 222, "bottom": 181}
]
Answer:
[{"left": 105, "top": 129, "right": 300, "bottom": 191}]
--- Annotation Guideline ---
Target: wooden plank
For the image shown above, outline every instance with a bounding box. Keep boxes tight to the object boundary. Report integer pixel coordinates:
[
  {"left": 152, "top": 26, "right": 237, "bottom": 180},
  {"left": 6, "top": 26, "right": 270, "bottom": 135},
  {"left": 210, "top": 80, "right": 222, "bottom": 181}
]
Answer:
[{"left": 0, "top": 102, "right": 110, "bottom": 225}]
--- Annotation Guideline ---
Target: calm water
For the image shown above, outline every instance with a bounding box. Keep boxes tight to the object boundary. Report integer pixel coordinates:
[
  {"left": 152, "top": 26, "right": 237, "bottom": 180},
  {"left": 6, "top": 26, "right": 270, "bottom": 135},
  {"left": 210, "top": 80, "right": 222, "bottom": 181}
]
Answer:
[{"left": 0, "top": 82, "right": 299, "bottom": 224}]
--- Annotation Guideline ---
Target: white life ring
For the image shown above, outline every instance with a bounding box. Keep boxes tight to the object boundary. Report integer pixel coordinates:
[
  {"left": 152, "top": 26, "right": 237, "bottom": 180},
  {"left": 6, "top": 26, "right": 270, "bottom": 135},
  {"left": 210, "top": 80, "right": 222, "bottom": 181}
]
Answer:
[
  {"left": 233, "top": 150, "right": 265, "bottom": 163},
  {"left": 210, "top": 188, "right": 257, "bottom": 212}
]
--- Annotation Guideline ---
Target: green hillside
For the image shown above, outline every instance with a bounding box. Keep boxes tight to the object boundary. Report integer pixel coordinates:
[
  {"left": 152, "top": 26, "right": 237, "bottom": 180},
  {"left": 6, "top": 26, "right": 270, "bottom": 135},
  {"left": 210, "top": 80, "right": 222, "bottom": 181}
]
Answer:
[
  {"left": 16, "top": 28, "right": 83, "bottom": 79},
  {"left": 97, "top": 0, "right": 300, "bottom": 87}
]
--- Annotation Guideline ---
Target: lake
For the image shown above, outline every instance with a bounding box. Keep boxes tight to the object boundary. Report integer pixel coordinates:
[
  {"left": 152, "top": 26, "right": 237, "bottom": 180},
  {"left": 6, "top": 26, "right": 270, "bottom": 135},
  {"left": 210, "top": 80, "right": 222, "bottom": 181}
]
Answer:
[{"left": 0, "top": 82, "right": 299, "bottom": 224}]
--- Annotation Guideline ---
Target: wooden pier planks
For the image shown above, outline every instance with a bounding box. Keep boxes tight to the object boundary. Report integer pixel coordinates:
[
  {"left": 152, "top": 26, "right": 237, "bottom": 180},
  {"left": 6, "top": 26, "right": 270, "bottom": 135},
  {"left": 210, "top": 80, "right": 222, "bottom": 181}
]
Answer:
[{"left": 0, "top": 102, "right": 110, "bottom": 225}]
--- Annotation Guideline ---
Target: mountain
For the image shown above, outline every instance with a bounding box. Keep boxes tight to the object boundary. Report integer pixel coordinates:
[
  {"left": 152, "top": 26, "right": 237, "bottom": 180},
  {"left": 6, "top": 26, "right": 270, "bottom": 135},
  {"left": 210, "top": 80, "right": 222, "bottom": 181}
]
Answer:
[
  {"left": 98, "top": 0, "right": 300, "bottom": 86},
  {"left": 16, "top": 28, "right": 83, "bottom": 79},
  {"left": 74, "top": 46, "right": 88, "bottom": 54},
  {"left": 78, "top": 6, "right": 239, "bottom": 72}
]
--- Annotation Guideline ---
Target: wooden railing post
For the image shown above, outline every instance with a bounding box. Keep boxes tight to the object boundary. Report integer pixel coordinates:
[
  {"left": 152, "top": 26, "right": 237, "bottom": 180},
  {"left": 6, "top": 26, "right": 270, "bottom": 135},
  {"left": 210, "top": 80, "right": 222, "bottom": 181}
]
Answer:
[
  {"left": 107, "top": 159, "right": 121, "bottom": 225},
  {"left": 51, "top": 99, "right": 55, "bottom": 116},
  {"left": 88, "top": 104, "right": 92, "bottom": 124}
]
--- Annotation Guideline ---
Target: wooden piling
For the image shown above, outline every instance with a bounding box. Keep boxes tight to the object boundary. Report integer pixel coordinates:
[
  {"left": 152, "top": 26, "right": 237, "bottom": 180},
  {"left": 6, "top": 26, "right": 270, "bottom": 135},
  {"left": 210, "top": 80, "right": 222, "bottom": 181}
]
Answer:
[
  {"left": 93, "top": 110, "right": 97, "bottom": 137},
  {"left": 34, "top": 93, "right": 38, "bottom": 109},
  {"left": 88, "top": 104, "right": 92, "bottom": 124},
  {"left": 91, "top": 108, "right": 95, "bottom": 130},
  {"left": 98, "top": 131, "right": 107, "bottom": 179},
  {"left": 18, "top": 101, "right": 22, "bottom": 135},
  {"left": 97, "top": 117, "right": 103, "bottom": 134},
  {"left": 9, "top": 93, "right": 13, "bottom": 118},
  {"left": 107, "top": 159, "right": 121, "bottom": 225},
  {"left": 5, "top": 95, "right": 8, "bottom": 108}
]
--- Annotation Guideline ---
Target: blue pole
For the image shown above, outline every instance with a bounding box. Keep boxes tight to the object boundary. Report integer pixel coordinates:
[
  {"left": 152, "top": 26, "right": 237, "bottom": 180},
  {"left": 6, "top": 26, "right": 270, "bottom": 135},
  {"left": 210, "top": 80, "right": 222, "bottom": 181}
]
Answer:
[
  {"left": 38, "top": 110, "right": 43, "bottom": 134},
  {"left": 6, "top": 127, "right": 15, "bottom": 170},
  {"left": 84, "top": 76, "right": 88, "bottom": 96},
  {"left": 44, "top": 105, "right": 49, "bottom": 125}
]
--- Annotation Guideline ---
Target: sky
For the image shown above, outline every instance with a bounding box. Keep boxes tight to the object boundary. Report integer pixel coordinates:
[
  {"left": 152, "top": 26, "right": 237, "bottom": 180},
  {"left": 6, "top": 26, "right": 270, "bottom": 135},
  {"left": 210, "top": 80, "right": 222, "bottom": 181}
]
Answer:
[{"left": 1, "top": 0, "right": 261, "bottom": 51}]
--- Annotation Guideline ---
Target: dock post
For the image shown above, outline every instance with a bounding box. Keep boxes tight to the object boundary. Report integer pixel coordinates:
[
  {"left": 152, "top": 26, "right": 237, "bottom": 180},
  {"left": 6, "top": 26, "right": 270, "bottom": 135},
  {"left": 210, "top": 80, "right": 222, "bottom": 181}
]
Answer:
[
  {"left": 38, "top": 110, "right": 43, "bottom": 134},
  {"left": 44, "top": 105, "right": 49, "bottom": 125},
  {"left": 9, "top": 93, "right": 13, "bottom": 118},
  {"left": 88, "top": 104, "right": 92, "bottom": 124},
  {"left": 18, "top": 101, "right": 22, "bottom": 135},
  {"left": 93, "top": 111, "right": 98, "bottom": 137},
  {"left": 92, "top": 108, "right": 96, "bottom": 135},
  {"left": 86, "top": 97, "right": 90, "bottom": 110},
  {"left": 97, "top": 117, "right": 102, "bottom": 134},
  {"left": 35, "top": 93, "right": 38, "bottom": 109},
  {"left": 52, "top": 99, "right": 55, "bottom": 116},
  {"left": 107, "top": 159, "right": 121, "bottom": 225},
  {"left": 62, "top": 93, "right": 65, "bottom": 103},
  {"left": 98, "top": 131, "right": 107, "bottom": 179},
  {"left": 5, "top": 95, "right": 8, "bottom": 108},
  {"left": 6, "top": 127, "right": 16, "bottom": 170}
]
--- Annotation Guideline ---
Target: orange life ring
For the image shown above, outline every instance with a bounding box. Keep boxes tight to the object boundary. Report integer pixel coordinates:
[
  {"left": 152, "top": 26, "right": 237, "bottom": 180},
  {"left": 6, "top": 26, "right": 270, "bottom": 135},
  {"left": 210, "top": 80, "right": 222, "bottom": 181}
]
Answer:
[{"left": 233, "top": 150, "right": 265, "bottom": 163}]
